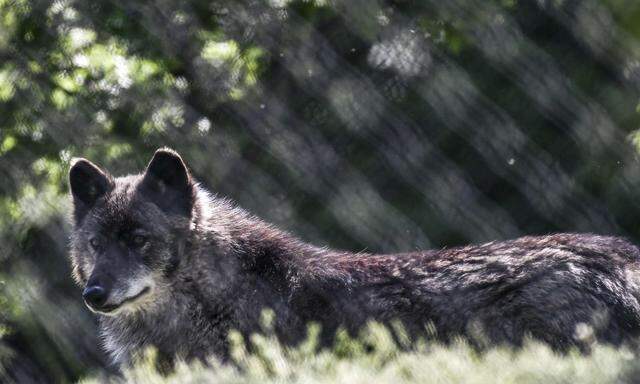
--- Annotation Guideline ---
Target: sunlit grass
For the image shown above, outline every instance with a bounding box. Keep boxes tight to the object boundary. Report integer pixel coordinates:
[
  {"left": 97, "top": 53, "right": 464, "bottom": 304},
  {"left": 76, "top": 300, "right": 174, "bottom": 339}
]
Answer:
[{"left": 79, "top": 320, "right": 640, "bottom": 384}]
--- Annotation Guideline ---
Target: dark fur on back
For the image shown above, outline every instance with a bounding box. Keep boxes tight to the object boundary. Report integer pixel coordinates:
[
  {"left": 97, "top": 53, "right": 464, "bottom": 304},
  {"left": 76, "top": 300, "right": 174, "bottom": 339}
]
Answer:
[{"left": 68, "top": 149, "right": 640, "bottom": 366}]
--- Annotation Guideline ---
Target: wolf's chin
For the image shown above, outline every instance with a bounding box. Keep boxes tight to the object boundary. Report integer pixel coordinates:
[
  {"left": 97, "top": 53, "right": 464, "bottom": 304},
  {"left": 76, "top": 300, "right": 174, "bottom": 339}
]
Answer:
[{"left": 91, "top": 286, "right": 152, "bottom": 316}]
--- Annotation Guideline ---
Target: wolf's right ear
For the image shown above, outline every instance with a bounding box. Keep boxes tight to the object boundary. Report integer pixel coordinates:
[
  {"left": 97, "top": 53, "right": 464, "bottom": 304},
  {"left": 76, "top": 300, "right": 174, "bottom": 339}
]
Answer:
[{"left": 69, "top": 158, "right": 113, "bottom": 222}]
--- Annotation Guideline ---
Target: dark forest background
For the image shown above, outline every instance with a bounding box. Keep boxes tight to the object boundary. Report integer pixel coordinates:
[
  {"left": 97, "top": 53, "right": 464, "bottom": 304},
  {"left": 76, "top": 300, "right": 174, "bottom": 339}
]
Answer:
[{"left": 3, "top": 0, "right": 640, "bottom": 382}]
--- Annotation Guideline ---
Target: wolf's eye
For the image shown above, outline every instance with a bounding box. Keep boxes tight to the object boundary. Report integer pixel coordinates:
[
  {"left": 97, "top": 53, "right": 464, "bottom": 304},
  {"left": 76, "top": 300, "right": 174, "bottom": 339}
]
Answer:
[
  {"left": 132, "top": 235, "right": 147, "bottom": 247},
  {"left": 89, "top": 238, "right": 101, "bottom": 250}
]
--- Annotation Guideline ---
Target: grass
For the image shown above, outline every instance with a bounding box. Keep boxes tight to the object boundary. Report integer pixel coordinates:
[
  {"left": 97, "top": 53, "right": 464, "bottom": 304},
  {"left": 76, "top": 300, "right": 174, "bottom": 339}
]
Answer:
[{"left": 79, "top": 320, "right": 640, "bottom": 384}]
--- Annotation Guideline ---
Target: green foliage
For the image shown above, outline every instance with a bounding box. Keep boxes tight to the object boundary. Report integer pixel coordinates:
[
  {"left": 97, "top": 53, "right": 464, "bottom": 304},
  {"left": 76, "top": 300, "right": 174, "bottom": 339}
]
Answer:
[
  {"left": 81, "top": 322, "right": 640, "bottom": 384},
  {"left": 3, "top": 0, "right": 640, "bottom": 382}
]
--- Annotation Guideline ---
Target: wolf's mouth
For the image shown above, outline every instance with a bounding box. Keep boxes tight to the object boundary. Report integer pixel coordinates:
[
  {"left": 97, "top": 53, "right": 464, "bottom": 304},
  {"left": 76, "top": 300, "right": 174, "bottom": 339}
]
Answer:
[{"left": 96, "top": 286, "right": 151, "bottom": 314}]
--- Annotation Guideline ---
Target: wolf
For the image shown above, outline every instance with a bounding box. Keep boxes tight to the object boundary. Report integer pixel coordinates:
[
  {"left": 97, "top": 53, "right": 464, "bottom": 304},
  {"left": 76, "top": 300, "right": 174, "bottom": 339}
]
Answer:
[{"left": 68, "top": 148, "right": 640, "bottom": 366}]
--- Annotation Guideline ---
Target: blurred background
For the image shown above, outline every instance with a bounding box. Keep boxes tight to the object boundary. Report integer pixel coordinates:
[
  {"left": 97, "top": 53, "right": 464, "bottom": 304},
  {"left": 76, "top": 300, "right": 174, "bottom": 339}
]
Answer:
[{"left": 3, "top": 0, "right": 640, "bottom": 382}]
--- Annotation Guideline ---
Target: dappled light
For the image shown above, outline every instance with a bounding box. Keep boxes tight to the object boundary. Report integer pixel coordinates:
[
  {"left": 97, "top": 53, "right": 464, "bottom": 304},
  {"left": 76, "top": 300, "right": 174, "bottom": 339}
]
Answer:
[{"left": 3, "top": 0, "right": 640, "bottom": 382}]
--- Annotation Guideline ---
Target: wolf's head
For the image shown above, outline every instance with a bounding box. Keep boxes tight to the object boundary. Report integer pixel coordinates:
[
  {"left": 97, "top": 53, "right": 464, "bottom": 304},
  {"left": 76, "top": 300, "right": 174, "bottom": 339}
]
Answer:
[{"left": 68, "top": 148, "right": 195, "bottom": 316}]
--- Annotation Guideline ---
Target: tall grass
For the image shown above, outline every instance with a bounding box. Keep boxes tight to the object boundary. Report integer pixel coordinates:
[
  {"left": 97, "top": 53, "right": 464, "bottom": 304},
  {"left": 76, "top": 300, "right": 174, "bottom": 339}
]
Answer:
[{"left": 80, "top": 320, "right": 640, "bottom": 384}]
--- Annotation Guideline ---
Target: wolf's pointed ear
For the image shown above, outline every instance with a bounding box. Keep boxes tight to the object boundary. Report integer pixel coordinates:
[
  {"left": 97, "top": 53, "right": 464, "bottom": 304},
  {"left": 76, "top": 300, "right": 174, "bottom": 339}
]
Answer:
[
  {"left": 69, "top": 158, "right": 113, "bottom": 223},
  {"left": 140, "top": 148, "right": 194, "bottom": 216}
]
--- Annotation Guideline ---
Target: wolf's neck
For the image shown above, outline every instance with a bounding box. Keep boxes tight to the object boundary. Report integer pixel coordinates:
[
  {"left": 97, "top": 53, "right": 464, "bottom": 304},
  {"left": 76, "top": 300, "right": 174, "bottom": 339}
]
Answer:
[{"left": 192, "top": 187, "right": 323, "bottom": 265}]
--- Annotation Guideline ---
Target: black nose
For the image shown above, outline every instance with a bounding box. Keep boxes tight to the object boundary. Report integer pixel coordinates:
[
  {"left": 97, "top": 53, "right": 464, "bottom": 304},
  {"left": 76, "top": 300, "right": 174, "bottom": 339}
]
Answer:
[{"left": 83, "top": 285, "right": 108, "bottom": 309}]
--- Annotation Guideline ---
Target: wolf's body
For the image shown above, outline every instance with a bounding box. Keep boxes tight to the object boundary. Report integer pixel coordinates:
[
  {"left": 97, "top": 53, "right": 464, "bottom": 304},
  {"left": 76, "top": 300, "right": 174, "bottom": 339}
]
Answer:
[{"left": 69, "top": 149, "right": 640, "bottom": 366}]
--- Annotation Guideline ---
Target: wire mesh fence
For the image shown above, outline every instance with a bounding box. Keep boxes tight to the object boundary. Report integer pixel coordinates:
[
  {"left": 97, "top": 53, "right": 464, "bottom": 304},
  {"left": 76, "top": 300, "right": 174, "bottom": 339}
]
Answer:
[{"left": 2, "top": 0, "right": 640, "bottom": 381}]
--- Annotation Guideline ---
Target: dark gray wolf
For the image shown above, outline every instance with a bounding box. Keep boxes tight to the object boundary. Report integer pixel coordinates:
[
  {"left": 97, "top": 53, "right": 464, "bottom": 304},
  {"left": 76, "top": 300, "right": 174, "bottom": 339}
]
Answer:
[{"left": 68, "top": 148, "right": 640, "bottom": 366}]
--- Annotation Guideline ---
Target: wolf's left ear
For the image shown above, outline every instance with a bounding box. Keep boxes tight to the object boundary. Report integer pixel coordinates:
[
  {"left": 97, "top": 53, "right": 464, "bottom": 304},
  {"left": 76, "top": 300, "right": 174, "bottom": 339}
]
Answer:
[{"left": 140, "top": 148, "right": 194, "bottom": 216}]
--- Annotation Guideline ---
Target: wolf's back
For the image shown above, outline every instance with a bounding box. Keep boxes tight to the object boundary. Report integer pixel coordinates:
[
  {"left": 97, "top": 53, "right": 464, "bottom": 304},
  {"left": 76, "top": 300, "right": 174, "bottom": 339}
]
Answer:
[{"left": 299, "top": 233, "right": 640, "bottom": 350}]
